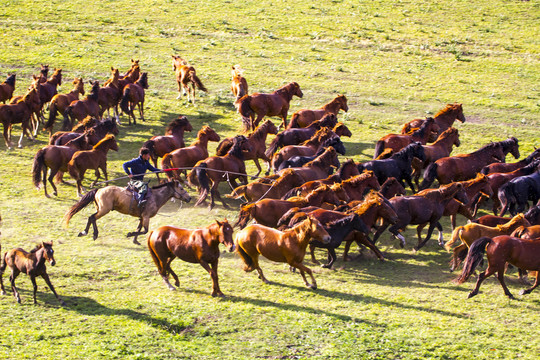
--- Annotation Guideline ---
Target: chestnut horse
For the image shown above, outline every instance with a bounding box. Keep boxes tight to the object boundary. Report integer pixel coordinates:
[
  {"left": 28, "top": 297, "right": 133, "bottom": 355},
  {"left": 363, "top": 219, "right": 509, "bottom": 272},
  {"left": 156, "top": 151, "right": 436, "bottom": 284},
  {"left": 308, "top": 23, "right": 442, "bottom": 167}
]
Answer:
[
  {"left": 45, "top": 77, "right": 85, "bottom": 136},
  {"left": 98, "top": 67, "right": 122, "bottom": 123},
  {"left": 64, "top": 180, "right": 192, "bottom": 244},
  {"left": 0, "top": 74, "right": 16, "bottom": 103},
  {"left": 36, "top": 68, "right": 62, "bottom": 121},
  {"left": 456, "top": 235, "right": 540, "bottom": 299},
  {"left": 0, "top": 241, "right": 66, "bottom": 306},
  {"left": 116, "top": 59, "right": 140, "bottom": 90},
  {"left": 401, "top": 103, "right": 466, "bottom": 136},
  {"left": 473, "top": 205, "right": 540, "bottom": 227},
  {"left": 172, "top": 55, "right": 207, "bottom": 104},
  {"left": 482, "top": 147, "right": 540, "bottom": 175},
  {"left": 162, "top": 125, "right": 221, "bottom": 182},
  {"left": 275, "top": 146, "right": 342, "bottom": 184},
  {"left": 63, "top": 80, "right": 101, "bottom": 130},
  {"left": 51, "top": 117, "right": 118, "bottom": 146},
  {"left": 216, "top": 119, "right": 278, "bottom": 176},
  {"left": 0, "top": 85, "right": 40, "bottom": 149},
  {"left": 147, "top": 220, "right": 235, "bottom": 297},
  {"left": 288, "top": 95, "right": 348, "bottom": 129},
  {"left": 120, "top": 72, "right": 149, "bottom": 124},
  {"left": 188, "top": 135, "right": 253, "bottom": 209},
  {"left": 237, "top": 82, "right": 303, "bottom": 131},
  {"left": 235, "top": 217, "right": 331, "bottom": 289},
  {"left": 231, "top": 65, "right": 248, "bottom": 102},
  {"left": 373, "top": 117, "right": 439, "bottom": 159},
  {"left": 67, "top": 134, "right": 119, "bottom": 197},
  {"left": 143, "top": 116, "right": 194, "bottom": 169}
]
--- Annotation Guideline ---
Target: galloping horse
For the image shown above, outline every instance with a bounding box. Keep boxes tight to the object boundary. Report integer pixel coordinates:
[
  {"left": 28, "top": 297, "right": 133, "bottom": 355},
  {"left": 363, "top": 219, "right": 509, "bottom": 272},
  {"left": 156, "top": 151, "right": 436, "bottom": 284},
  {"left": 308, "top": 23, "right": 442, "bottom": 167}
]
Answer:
[
  {"left": 216, "top": 119, "right": 278, "bottom": 176},
  {"left": 45, "top": 77, "right": 85, "bottom": 136},
  {"left": 0, "top": 74, "right": 16, "bottom": 103},
  {"left": 482, "top": 148, "right": 540, "bottom": 175},
  {"left": 226, "top": 168, "right": 305, "bottom": 202},
  {"left": 147, "top": 220, "right": 235, "bottom": 297},
  {"left": 456, "top": 235, "right": 540, "bottom": 299},
  {"left": 116, "top": 59, "right": 140, "bottom": 90},
  {"left": 231, "top": 65, "right": 248, "bottom": 102},
  {"left": 67, "top": 134, "right": 119, "bottom": 197},
  {"left": 120, "top": 72, "right": 149, "bottom": 124},
  {"left": 288, "top": 95, "right": 348, "bottom": 129},
  {"left": 473, "top": 205, "right": 540, "bottom": 227},
  {"left": 98, "top": 67, "right": 122, "bottom": 123},
  {"left": 36, "top": 68, "right": 63, "bottom": 121},
  {"left": 188, "top": 135, "right": 252, "bottom": 209},
  {"left": 172, "top": 55, "right": 207, "bottom": 104},
  {"left": 50, "top": 117, "right": 118, "bottom": 146},
  {"left": 64, "top": 180, "right": 192, "bottom": 244},
  {"left": 162, "top": 125, "right": 221, "bottom": 182},
  {"left": 498, "top": 170, "right": 540, "bottom": 216},
  {"left": 235, "top": 217, "right": 331, "bottom": 289},
  {"left": 401, "top": 103, "right": 466, "bottom": 136},
  {"left": 237, "top": 82, "right": 303, "bottom": 131},
  {"left": 0, "top": 84, "right": 40, "bottom": 149},
  {"left": 276, "top": 146, "right": 342, "bottom": 183},
  {"left": 63, "top": 81, "right": 100, "bottom": 130},
  {"left": 0, "top": 241, "right": 66, "bottom": 306},
  {"left": 143, "top": 116, "right": 193, "bottom": 169}
]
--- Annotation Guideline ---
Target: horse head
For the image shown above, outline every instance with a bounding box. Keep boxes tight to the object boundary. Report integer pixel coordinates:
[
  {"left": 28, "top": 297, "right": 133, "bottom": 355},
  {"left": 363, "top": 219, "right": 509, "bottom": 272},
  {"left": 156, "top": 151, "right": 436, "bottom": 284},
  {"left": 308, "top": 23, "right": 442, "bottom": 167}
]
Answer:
[
  {"left": 170, "top": 180, "right": 192, "bottom": 203},
  {"left": 291, "top": 82, "right": 303, "bottom": 98},
  {"left": 138, "top": 72, "right": 149, "bottom": 89},
  {"left": 41, "top": 241, "right": 56, "bottom": 266},
  {"left": 337, "top": 95, "right": 348, "bottom": 112},
  {"left": 201, "top": 126, "right": 220, "bottom": 142},
  {"left": 167, "top": 116, "right": 193, "bottom": 134},
  {"left": 306, "top": 217, "right": 331, "bottom": 244},
  {"left": 74, "top": 77, "right": 85, "bottom": 95},
  {"left": 216, "top": 219, "right": 235, "bottom": 252}
]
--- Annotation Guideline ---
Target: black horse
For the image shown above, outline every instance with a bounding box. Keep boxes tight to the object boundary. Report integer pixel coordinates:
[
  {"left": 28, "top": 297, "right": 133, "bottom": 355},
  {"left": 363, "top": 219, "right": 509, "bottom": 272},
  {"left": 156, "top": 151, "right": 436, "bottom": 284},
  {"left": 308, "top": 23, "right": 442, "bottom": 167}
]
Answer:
[
  {"left": 276, "top": 140, "right": 342, "bottom": 172},
  {"left": 498, "top": 170, "right": 540, "bottom": 216},
  {"left": 358, "top": 142, "right": 425, "bottom": 193}
]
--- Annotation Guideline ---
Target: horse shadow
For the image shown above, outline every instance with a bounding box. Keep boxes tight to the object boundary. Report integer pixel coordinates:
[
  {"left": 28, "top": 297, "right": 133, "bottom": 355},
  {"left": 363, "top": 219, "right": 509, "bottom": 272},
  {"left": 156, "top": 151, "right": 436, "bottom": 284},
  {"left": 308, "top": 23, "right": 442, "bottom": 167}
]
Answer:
[{"left": 340, "top": 140, "right": 374, "bottom": 158}]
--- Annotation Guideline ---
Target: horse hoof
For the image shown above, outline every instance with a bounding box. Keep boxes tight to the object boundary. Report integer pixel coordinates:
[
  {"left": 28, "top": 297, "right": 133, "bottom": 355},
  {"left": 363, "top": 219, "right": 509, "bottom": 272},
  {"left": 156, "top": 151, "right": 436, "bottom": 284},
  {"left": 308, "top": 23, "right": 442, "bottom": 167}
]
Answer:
[
  {"left": 133, "top": 239, "right": 141, "bottom": 245},
  {"left": 126, "top": 232, "right": 133, "bottom": 237},
  {"left": 78, "top": 231, "right": 87, "bottom": 237},
  {"left": 60, "top": 300, "right": 67, "bottom": 307},
  {"left": 321, "top": 264, "right": 331, "bottom": 269},
  {"left": 309, "top": 284, "right": 317, "bottom": 290},
  {"left": 518, "top": 289, "right": 528, "bottom": 296},
  {"left": 1, "top": 291, "right": 6, "bottom": 296},
  {"left": 53, "top": 192, "right": 58, "bottom": 197},
  {"left": 467, "top": 292, "right": 476, "bottom": 299}
]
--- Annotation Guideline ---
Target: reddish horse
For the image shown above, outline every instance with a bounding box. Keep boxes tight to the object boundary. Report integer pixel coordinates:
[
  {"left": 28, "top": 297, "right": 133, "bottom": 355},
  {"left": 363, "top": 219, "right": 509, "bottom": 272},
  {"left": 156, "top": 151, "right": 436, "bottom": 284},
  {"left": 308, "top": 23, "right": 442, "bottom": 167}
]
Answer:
[
  {"left": 0, "top": 84, "right": 40, "bottom": 149},
  {"left": 482, "top": 148, "right": 540, "bottom": 175},
  {"left": 162, "top": 125, "right": 221, "bottom": 182},
  {"left": 401, "top": 103, "right": 466, "bottom": 136},
  {"left": 473, "top": 205, "right": 540, "bottom": 227},
  {"left": 67, "top": 134, "right": 119, "bottom": 197},
  {"left": 45, "top": 77, "right": 85, "bottom": 136},
  {"left": 63, "top": 81, "right": 101, "bottom": 130},
  {"left": 98, "top": 67, "right": 122, "bottom": 123},
  {"left": 0, "top": 74, "right": 16, "bottom": 103},
  {"left": 147, "top": 220, "right": 235, "bottom": 297},
  {"left": 120, "top": 72, "right": 149, "bottom": 124},
  {"left": 116, "top": 59, "right": 140, "bottom": 90},
  {"left": 231, "top": 65, "right": 248, "bottom": 102},
  {"left": 172, "top": 55, "right": 208, "bottom": 104},
  {"left": 0, "top": 241, "right": 66, "bottom": 306},
  {"left": 143, "top": 116, "right": 193, "bottom": 169},
  {"left": 288, "top": 95, "right": 348, "bottom": 129},
  {"left": 456, "top": 235, "right": 540, "bottom": 299},
  {"left": 237, "top": 82, "right": 303, "bottom": 131},
  {"left": 235, "top": 217, "right": 331, "bottom": 289},
  {"left": 35, "top": 68, "right": 63, "bottom": 122},
  {"left": 216, "top": 119, "right": 278, "bottom": 176}
]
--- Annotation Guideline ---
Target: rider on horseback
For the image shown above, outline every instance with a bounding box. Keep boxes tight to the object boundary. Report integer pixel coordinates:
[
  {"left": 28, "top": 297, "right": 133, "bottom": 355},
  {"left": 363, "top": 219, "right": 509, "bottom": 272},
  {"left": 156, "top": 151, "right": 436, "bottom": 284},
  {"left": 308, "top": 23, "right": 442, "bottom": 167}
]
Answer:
[{"left": 122, "top": 147, "right": 160, "bottom": 210}]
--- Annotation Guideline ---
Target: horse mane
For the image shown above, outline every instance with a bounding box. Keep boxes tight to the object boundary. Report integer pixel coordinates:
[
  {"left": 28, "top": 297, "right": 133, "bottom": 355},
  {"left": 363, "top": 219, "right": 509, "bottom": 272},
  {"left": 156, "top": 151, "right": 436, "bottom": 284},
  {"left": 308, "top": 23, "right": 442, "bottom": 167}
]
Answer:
[
  {"left": 497, "top": 214, "right": 526, "bottom": 231},
  {"left": 30, "top": 243, "right": 44, "bottom": 253},
  {"left": 352, "top": 191, "right": 384, "bottom": 215},
  {"left": 392, "top": 142, "right": 420, "bottom": 160},
  {"left": 250, "top": 120, "right": 275, "bottom": 141},
  {"left": 411, "top": 117, "right": 434, "bottom": 137},
  {"left": 303, "top": 146, "right": 336, "bottom": 168},
  {"left": 92, "top": 134, "right": 115, "bottom": 149},
  {"left": 337, "top": 159, "right": 357, "bottom": 178},
  {"left": 460, "top": 173, "right": 487, "bottom": 187},
  {"left": 166, "top": 116, "right": 190, "bottom": 134},
  {"left": 227, "top": 135, "right": 247, "bottom": 159},
  {"left": 434, "top": 103, "right": 461, "bottom": 118},
  {"left": 343, "top": 170, "right": 375, "bottom": 185},
  {"left": 301, "top": 127, "right": 333, "bottom": 146},
  {"left": 433, "top": 127, "right": 458, "bottom": 142},
  {"left": 151, "top": 180, "right": 178, "bottom": 190},
  {"left": 498, "top": 137, "right": 518, "bottom": 152},
  {"left": 73, "top": 116, "right": 98, "bottom": 131},
  {"left": 326, "top": 214, "right": 356, "bottom": 229}
]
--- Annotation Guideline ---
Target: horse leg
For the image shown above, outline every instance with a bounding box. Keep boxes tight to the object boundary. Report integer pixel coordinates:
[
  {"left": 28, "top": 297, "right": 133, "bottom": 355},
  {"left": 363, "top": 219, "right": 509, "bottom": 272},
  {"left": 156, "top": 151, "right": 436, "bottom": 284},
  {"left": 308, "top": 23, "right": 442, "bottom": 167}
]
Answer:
[
  {"left": 468, "top": 268, "right": 494, "bottom": 299},
  {"left": 414, "top": 221, "right": 438, "bottom": 251},
  {"left": 47, "top": 169, "right": 59, "bottom": 197},
  {"left": 3, "top": 124, "right": 13, "bottom": 149},
  {"left": 78, "top": 213, "right": 98, "bottom": 239},
  {"left": 166, "top": 258, "right": 181, "bottom": 288},
  {"left": 138, "top": 102, "right": 144, "bottom": 122},
  {"left": 30, "top": 275, "right": 39, "bottom": 304},
  {"left": 355, "top": 233, "right": 385, "bottom": 261},
  {"left": 309, "top": 244, "right": 321, "bottom": 265},
  {"left": 495, "top": 269, "right": 515, "bottom": 299},
  {"left": 342, "top": 239, "right": 354, "bottom": 262},
  {"left": 404, "top": 175, "right": 416, "bottom": 193},
  {"left": 388, "top": 223, "right": 407, "bottom": 248},
  {"left": 322, "top": 248, "right": 337, "bottom": 269},
  {"left": 371, "top": 222, "right": 390, "bottom": 245},
  {"left": 211, "top": 185, "right": 229, "bottom": 210},
  {"left": 290, "top": 261, "right": 317, "bottom": 289},
  {"left": 201, "top": 260, "right": 223, "bottom": 297},
  {"left": 520, "top": 272, "right": 540, "bottom": 296},
  {"left": 9, "top": 270, "right": 21, "bottom": 303},
  {"left": 252, "top": 159, "right": 262, "bottom": 178},
  {"left": 41, "top": 272, "right": 67, "bottom": 306}
]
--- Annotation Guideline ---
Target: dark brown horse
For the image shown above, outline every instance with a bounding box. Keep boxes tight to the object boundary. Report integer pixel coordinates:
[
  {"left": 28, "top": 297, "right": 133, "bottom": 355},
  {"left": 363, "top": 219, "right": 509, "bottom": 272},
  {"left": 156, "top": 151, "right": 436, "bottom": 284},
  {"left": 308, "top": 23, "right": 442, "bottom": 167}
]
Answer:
[
  {"left": 63, "top": 81, "right": 101, "bottom": 130},
  {"left": 161, "top": 125, "right": 221, "bottom": 182},
  {"left": 50, "top": 117, "right": 118, "bottom": 146},
  {"left": 235, "top": 217, "right": 331, "bottom": 289},
  {"left": 147, "top": 220, "right": 235, "bottom": 297},
  {"left": 188, "top": 135, "right": 253, "bottom": 209},
  {"left": 0, "top": 74, "right": 16, "bottom": 103},
  {"left": 64, "top": 180, "right": 192, "bottom": 244},
  {"left": 237, "top": 82, "right": 303, "bottom": 130},
  {"left": 216, "top": 119, "right": 278, "bottom": 176},
  {"left": 231, "top": 65, "right": 248, "bottom": 102},
  {"left": 288, "top": 95, "right": 348, "bottom": 129},
  {"left": 172, "top": 55, "right": 207, "bottom": 105},
  {"left": 276, "top": 146, "right": 342, "bottom": 184},
  {"left": 98, "top": 67, "right": 122, "bottom": 123},
  {"left": 0, "top": 84, "right": 40, "bottom": 149},
  {"left": 401, "top": 103, "right": 466, "bottom": 136},
  {"left": 35, "top": 68, "right": 63, "bottom": 123},
  {"left": 0, "top": 241, "right": 66, "bottom": 306},
  {"left": 116, "top": 59, "right": 140, "bottom": 90},
  {"left": 67, "top": 134, "right": 119, "bottom": 197},
  {"left": 456, "top": 235, "right": 540, "bottom": 299},
  {"left": 481, "top": 148, "right": 540, "bottom": 175},
  {"left": 120, "top": 72, "right": 149, "bottom": 124},
  {"left": 143, "top": 116, "right": 194, "bottom": 169},
  {"left": 45, "top": 77, "right": 85, "bottom": 136}
]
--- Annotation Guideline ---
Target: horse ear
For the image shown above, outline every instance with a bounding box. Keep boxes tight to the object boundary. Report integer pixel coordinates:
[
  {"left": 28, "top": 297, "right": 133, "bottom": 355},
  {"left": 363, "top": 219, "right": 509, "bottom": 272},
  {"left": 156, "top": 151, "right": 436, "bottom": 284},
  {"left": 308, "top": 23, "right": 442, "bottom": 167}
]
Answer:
[{"left": 215, "top": 219, "right": 223, "bottom": 226}]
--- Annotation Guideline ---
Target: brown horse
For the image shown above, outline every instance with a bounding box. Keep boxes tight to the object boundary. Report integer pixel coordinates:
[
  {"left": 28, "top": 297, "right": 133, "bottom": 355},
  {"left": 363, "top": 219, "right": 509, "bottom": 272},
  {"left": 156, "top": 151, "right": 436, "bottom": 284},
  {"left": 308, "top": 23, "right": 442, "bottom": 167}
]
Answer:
[
  {"left": 420, "top": 138, "right": 519, "bottom": 190},
  {"left": 473, "top": 205, "right": 540, "bottom": 227},
  {"left": 98, "top": 67, "right": 122, "bottom": 123},
  {"left": 235, "top": 217, "right": 331, "bottom": 289},
  {"left": 45, "top": 77, "right": 85, "bottom": 136},
  {"left": 379, "top": 177, "right": 406, "bottom": 199},
  {"left": 401, "top": 103, "right": 466, "bottom": 136},
  {"left": 456, "top": 235, "right": 540, "bottom": 299},
  {"left": 237, "top": 82, "right": 303, "bottom": 131},
  {"left": 482, "top": 148, "right": 540, "bottom": 175},
  {"left": 116, "top": 59, "right": 140, "bottom": 90},
  {"left": 172, "top": 55, "right": 207, "bottom": 105},
  {"left": 143, "top": 116, "right": 194, "bottom": 169},
  {"left": 511, "top": 225, "right": 540, "bottom": 240},
  {"left": 0, "top": 74, "right": 16, "bottom": 103},
  {"left": 446, "top": 213, "right": 531, "bottom": 271},
  {"left": 50, "top": 117, "right": 118, "bottom": 146},
  {"left": 0, "top": 241, "right": 66, "bottom": 306},
  {"left": 36, "top": 68, "right": 63, "bottom": 122},
  {"left": 216, "top": 119, "right": 278, "bottom": 176},
  {"left": 0, "top": 84, "right": 40, "bottom": 149},
  {"left": 333, "top": 122, "right": 352, "bottom": 137},
  {"left": 120, "top": 72, "right": 149, "bottom": 124},
  {"left": 188, "top": 135, "right": 253, "bottom": 209},
  {"left": 275, "top": 146, "right": 342, "bottom": 184},
  {"left": 288, "top": 95, "right": 348, "bottom": 129},
  {"left": 231, "top": 65, "right": 248, "bottom": 102},
  {"left": 162, "top": 125, "right": 221, "bottom": 182},
  {"left": 147, "top": 220, "right": 235, "bottom": 297},
  {"left": 64, "top": 180, "right": 192, "bottom": 244},
  {"left": 63, "top": 81, "right": 101, "bottom": 130},
  {"left": 32, "top": 132, "right": 92, "bottom": 197},
  {"left": 67, "top": 134, "right": 119, "bottom": 197},
  {"left": 373, "top": 117, "right": 439, "bottom": 159}
]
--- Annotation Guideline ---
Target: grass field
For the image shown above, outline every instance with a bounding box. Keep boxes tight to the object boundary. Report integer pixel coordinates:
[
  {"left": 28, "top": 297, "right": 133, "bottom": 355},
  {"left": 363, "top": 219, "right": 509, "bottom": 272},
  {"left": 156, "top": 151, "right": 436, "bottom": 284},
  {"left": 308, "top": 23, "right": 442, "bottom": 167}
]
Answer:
[{"left": 0, "top": 0, "right": 539, "bottom": 359}]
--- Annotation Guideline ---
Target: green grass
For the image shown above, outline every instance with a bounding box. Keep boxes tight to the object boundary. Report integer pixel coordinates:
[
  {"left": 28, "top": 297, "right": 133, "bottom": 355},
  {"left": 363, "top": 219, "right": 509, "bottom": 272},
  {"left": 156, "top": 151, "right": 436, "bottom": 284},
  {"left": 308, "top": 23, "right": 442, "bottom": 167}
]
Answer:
[{"left": 0, "top": 0, "right": 539, "bottom": 359}]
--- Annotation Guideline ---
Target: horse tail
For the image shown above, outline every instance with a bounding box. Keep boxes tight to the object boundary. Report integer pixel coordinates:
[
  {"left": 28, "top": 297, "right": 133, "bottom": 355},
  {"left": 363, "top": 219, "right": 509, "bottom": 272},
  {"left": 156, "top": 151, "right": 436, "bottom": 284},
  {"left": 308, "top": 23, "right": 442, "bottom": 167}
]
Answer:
[
  {"left": 189, "top": 71, "right": 207, "bottom": 92},
  {"left": 420, "top": 162, "right": 438, "bottom": 190},
  {"left": 265, "top": 133, "right": 284, "bottom": 158},
  {"left": 31, "top": 149, "right": 46, "bottom": 189},
  {"left": 147, "top": 230, "right": 165, "bottom": 274},
  {"left": 498, "top": 183, "right": 515, "bottom": 217},
  {"left": 235, "top": 242, "right": 256, "bottom": 272},
  {"left": 45, "top": 101, "right": 58, "bottom": 132},
  {"left": 455, "top": 237, "right": 491, "bottom": 284},
  {"left": 62, "top": 106, "right": 73, "bottom": 131},
  {"left": 445, "top": 226, "right": 464, "bottom": 251},
  {"left": 373, "top": 140, "right": 385, "bottom": 159},
  {"left": 63, "top": 189, "right": 97, "bottom": 226},
  {"left": 237, "top": 95, "right": 253, "bottom": 130},
  {"left": 215, "top": 138, "right": 232, "bottom": 156},
  {"left": 194, "top": 163, "right": 210, "bottom": 206},
  {"left": 120, "top": 87, "right": 131, "bottom": 114},
  {"left": 67, "top": 158, "right": 79, "bottom": 181},
  {"left": 234, "top": 204, "right": 254, "bottom": 229}
]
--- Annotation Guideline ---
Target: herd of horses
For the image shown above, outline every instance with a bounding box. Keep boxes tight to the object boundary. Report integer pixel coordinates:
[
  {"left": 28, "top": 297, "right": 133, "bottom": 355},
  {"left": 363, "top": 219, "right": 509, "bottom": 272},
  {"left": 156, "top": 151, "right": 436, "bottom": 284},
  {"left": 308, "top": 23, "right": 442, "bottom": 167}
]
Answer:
[{"left": 1, "top": 58, "right": 539, "bottom": 306}]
